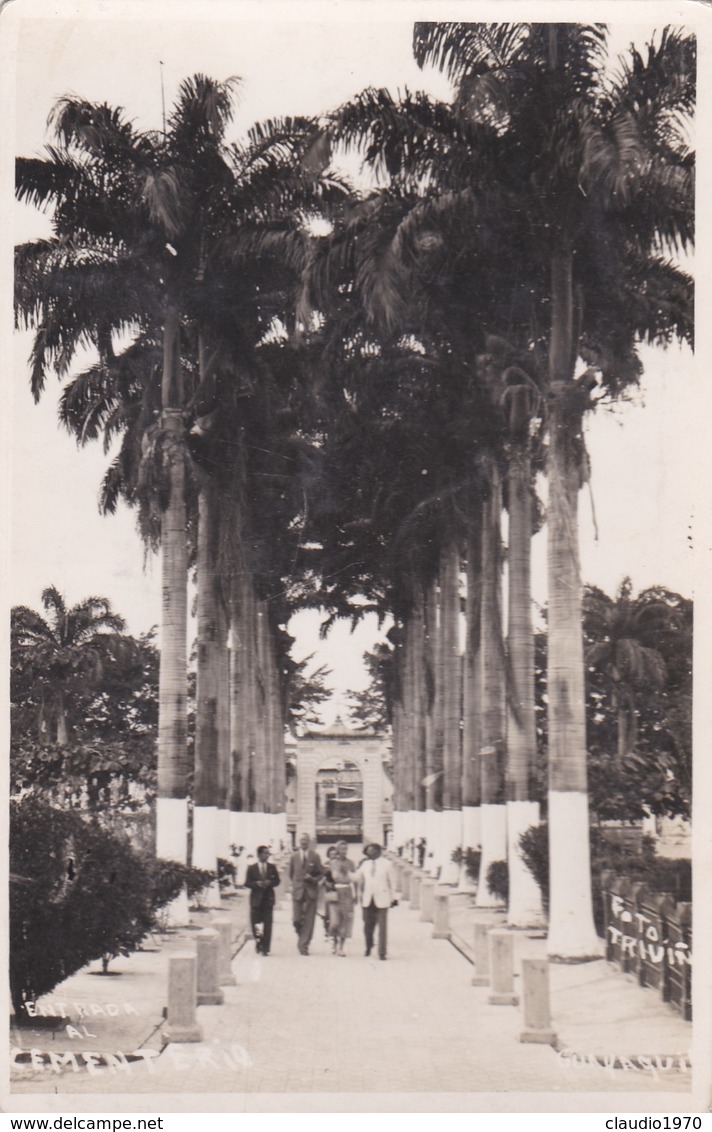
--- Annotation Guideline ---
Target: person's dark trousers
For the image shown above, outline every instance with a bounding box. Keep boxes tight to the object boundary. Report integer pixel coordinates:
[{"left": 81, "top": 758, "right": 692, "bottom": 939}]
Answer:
[
  {"left": 363, "top": 900, "right": 388, "bottom": 958},
  {"left": 251, "top": 904, "right": 273, "bottom": 953},
  {"left": 293, "top": 895, "right": 318, "bottom": 952}
]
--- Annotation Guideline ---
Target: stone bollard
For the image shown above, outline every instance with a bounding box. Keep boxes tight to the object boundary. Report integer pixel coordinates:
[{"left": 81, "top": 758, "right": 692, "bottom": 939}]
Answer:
[
  {"left": 432, "top": 890, "right": 451, "bottom": 939},
  {"left": 211, "top": 917, "right": 237, "bottom": 986},
  {"left": 409, "top": 873, "right": 422, "bottom": 911},
  {"left": 420, "top": 879, "right": 435, "bottom": 923},
  {"left": 163, "top": 951, "right": 203, "bottom": 1043},
  {"left": 488, "top": 929, "right": 518, "bottom": 1006},
  {"left": 471, "top": 922, "right": 493, "bottom": 986},
  {"left": 400, "top": 866, "right": 412, "bottom": 901},
  {"left": 519, "top": 958, "right": 557, "bottom": 1045},
  {"left": 196, "top": 928, "right": 225, "bottom": 1006}
]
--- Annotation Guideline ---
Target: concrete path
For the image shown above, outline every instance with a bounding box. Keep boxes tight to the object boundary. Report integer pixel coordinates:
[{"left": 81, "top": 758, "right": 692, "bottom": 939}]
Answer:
[{"left": 10, "top": 873, "right": 693, "bottom": 1107}]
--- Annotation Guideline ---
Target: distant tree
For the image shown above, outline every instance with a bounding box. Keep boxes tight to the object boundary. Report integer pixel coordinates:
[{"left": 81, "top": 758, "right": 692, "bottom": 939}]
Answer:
[
  {"left": 346, "top": 642, "right": 394, "bottom": 732},
  {"left": 583, "top": 578, "right": 682, "bottom": 763},
  {"left": 286, "top": 654, "right": 333, "bottom": 735},
  {"left": 11, "top": 587, "right": 132, "bottom": 748},
  {"left": 584, "top": 581, "right": 692, "bottom": 820},
  {"left": 534, "top": 584, "right": 692, "bottom": 821},
  {"left": 11, "top": 619, "right": 159, "bottom": 809}
]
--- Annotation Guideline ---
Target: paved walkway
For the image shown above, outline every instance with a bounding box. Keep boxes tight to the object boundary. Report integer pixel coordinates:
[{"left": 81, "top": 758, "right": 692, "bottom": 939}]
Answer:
[{"left": 10, "top": 860, "right": 693, "bottom": 1108}]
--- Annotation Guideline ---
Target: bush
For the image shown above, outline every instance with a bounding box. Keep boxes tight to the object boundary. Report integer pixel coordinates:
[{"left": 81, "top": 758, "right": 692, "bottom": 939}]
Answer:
[
  {"left": 518, "top": 822, "right": 692, "bottom": 935},
  {"left": 218, "top": 857, "right": 237, "bottom": 890},
  {"left": 452, "top": 846, "right": 481, "bottom": 883},
  {"left": 486, "top": 859, "right": 509, "bottom": 904},
  {"left": 10, "top": 796, "right": 156, "bottom": 1020},
  {"left": 519, "top": 824, "right": 549, "bottom": 914},
  {"left": 148, "top": 858, "right": 215, "bottom": 909}
]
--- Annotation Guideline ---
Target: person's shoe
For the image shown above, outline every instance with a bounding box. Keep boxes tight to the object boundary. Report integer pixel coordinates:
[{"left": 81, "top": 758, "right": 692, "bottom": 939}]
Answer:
[
  {"left": 365, "top": 946, "right": 372, "bottom": 957},
  {"left": 379, "top": 955, "right": 387, "bottom": 961}
]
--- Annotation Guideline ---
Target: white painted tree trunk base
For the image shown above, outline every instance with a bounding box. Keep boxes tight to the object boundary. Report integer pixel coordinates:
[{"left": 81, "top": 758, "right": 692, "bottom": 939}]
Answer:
[
  {"left": 163, "top": 888, "right": 192, "bottom": 929},
  {"left": 424, "top": 810, "right": 439, "bottom": 875},
  {"left": 507, "top": 800, "right": 545, "bottom": 928},
  {"left": 458, "top": 805, "right": 481, "bottom": 890},
  {"left": 476, "top": 803, "right": 507, "bottom": 907},
  {"left": 216, "top": 808, "right": 231, "bottom": 862},
  {"left": 547, "top": 791, "right": 604, "bottom": 960},
  {"left": 156, "top": 796, "right": 189, "bottom": 863},
  {"left": 192, "top": 805, "right": 221, "bottom": 909},
  {"left": 155, "top": 797, "right": 191, "bottom": 927},
  {"left": 461, "top": 806, "right": 481, "bottom": 850},
  {"left": 439, "top": 810, "right": 463, "bottom": 884}
]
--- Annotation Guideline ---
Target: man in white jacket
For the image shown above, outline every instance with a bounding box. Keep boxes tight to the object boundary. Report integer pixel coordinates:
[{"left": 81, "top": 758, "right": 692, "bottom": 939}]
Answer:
[{"left": 356, "top": 842, "right": 396, "bottom": 960}]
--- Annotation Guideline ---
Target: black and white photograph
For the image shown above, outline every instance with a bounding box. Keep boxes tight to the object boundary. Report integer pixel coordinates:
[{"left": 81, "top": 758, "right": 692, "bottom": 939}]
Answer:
[{"left": 3, "top": 0, "right": 709, "bottom": 1116}]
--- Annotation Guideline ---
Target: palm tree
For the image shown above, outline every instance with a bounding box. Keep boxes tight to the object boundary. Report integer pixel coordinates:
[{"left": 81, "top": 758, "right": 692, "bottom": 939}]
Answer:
[
  {"left": 17, "top": 77, "right": 346, "bottom": 882},
  {"left": 583, "top": 578, "right": 675, "bottom": 765},
  {"left": 11, "top": 588, "right": 129, "bottom": 748},
  {"left": 412, "top": 20, "right": 694, "bottom": 957}
]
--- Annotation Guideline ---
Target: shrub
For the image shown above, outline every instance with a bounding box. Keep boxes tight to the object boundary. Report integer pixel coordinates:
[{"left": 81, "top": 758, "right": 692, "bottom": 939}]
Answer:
[
  {"left": 451, "top": 846, "right": 481, "bottom": 883},
  {"left": 218, "top": 857, "right": 236, "bottom": 890},
  {"left": 518, "top": 822, "right": 692, "bottom": 935},
  {"left": 148, "top": 858, "right": 215, "bottom": 909},
  {"left": 519, "top": 824, "right": 549, "bottom": 914},
  {"left": 10, "top": 796, "right": 155, "bottom": 1019},
  {"left": 486, "top": 859, "right": 509, "bottom": 904}
]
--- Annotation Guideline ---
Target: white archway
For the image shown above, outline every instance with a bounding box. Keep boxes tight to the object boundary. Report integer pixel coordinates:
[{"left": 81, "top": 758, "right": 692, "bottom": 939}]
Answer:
[{"left": 292, "top": 721, "right": 391, "bottom": 845}]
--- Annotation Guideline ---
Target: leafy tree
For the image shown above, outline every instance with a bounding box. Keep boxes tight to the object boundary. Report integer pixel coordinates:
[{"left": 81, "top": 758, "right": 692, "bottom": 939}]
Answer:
[
  {"left": 10, "top": 796, "right": 156, "bottom": 1016},
  {"left": 286, "top": 653, "right": 333, "bottom": 735},
  {"left": 346, "top": 642, "right": 395, "bottom": 732}
]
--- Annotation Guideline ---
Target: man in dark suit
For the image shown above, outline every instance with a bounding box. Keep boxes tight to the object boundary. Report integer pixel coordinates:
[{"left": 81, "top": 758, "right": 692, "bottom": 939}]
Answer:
[
  {"left": 244, "top": 845, "right": 280, "bottom": 955},
  {"left": 288, "top": 833, "right": 323, "bottom": 955}
]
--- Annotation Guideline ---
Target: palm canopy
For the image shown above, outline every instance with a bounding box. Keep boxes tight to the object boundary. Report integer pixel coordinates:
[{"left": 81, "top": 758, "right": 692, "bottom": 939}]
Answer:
[
  {"left": 11, "top": 587, "right": 131, "bottom": 746},
  {"left": 325, "top": 24, "right": 693, "bottom": 395},
  {"left": 15, "top": 74, "right": 345, "bottom": 401},
  {"left": 16, "top": 75, "right": 348, "bottom": 559},
  {"left": 582, "top": 577, "right": 689, "bottom": 761}
]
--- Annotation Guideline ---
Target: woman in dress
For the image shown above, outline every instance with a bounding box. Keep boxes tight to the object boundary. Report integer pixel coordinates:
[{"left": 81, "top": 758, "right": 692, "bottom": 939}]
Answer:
[
  {"left": 318, "top": 845, "right": 338, "bottom": 940},
  {"left": 328, "top": 840, "right": 356, "bottom": 956}
]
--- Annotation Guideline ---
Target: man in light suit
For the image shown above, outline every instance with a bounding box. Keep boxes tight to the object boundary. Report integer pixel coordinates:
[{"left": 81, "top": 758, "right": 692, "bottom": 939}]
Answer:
[
  {"left": 288, "top": 833, "right": 323, "bottom": 955},
  {"left": 244, "top": 845, "right": 280, "bottom": 955},
  {"left": 356, "top": 842, "right": 396, "bottom": 960}
]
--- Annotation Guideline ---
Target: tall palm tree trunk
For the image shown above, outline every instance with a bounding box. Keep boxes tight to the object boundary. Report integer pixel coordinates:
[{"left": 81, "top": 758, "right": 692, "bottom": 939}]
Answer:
[
  {"left": 267, "top": 621, "right": 286, "bottom": 845},
  {"left": 423, "top": 579, "right": 438, "bottom": 871},
  {"left": 156, "top": 309, "right": 189, "bottom": 915},
  {"left": 411, "top": 584, "right": 427, "bottom": 824},
  {"left": 546, "top": 248, "right": 600, "bottom": 957},
  {"left": 255, "top": 601, "right": 270, "bottom": 820},
  {"left": 228, "top": 580, "right": 245, "bottom": 847},
  {"left": 393, "top": 624, "right": 412, "bottom": 846},
  {"left": 216, "top": 594, "right": 231, "bottom": 864},
  {"left": 477, "top": 468, "right": 507, "bottom": 906},
  {"left": 462, "top": 520, "right": 482, "bottom": 861},
  {"left": 192, "top": 481, "right": 222, "bottom": 905},
  {"left": 506, "top": 444, "right": 543, "bottom": 926},
  {"left": 440, "top": 540, "right": 463, "bottom": 879}
]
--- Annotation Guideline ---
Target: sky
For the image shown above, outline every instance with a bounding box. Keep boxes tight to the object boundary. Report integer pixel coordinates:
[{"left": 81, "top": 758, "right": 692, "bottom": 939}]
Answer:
[{"left": 3, "top": 0, "right": 704, "bottom": 723}]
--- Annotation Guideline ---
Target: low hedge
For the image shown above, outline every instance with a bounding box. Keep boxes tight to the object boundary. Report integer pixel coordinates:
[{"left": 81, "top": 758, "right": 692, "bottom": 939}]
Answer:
[{"left": 519, "top": 822, "right": 691, "bottom": 934}]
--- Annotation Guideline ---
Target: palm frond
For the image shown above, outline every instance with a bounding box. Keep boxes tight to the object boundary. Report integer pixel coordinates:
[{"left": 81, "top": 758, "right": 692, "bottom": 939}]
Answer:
[{"left": 169, "top": 74, "right": 242, "bottom": 150}]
